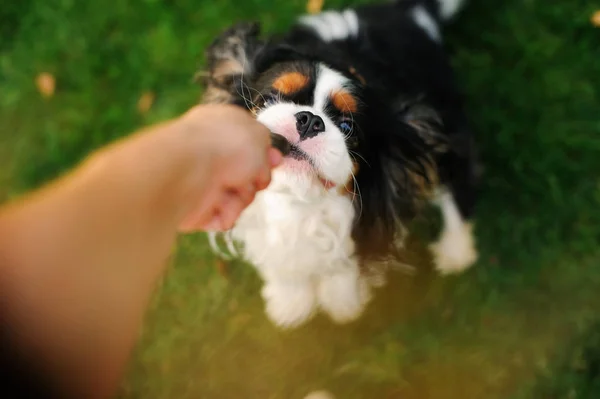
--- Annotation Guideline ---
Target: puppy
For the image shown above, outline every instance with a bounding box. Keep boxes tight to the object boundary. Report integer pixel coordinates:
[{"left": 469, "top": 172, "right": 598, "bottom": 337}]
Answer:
[{"left": 199, "top": 0, "right": 479, "bottom": 329}]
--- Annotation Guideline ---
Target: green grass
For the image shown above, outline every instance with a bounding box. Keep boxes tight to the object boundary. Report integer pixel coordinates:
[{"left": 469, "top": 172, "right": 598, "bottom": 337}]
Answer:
[{"left": 2, "top": 0, "right": 600, "bottom": 398}]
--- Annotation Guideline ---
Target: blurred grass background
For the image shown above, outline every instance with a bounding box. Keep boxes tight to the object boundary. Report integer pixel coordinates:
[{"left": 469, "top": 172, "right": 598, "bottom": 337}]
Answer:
[{"left": 1, "top": 0, "right": 600, "bottom": 398}]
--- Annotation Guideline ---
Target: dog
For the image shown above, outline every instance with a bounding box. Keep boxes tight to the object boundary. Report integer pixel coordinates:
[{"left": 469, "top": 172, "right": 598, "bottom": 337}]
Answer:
[{"left": 199, "top": 0, "right": 479, "bottom": 329}]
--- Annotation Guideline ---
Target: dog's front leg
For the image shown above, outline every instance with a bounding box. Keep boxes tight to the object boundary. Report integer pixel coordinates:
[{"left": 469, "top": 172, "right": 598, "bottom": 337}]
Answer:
[
  {"left": 316, "top": 264, "right": 372, "bottom": 324},
  {"left": 261, "top": 277, "right": 317, "bottom": 329}
]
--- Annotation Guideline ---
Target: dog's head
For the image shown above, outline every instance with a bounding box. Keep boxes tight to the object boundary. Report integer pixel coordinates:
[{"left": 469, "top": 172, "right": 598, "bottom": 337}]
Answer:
[
  {"left": 201, "top": 22, "right": 448, "bottom": 259},
  {"left": 253, "top": 60, "right": 361, "bottom": 193}
]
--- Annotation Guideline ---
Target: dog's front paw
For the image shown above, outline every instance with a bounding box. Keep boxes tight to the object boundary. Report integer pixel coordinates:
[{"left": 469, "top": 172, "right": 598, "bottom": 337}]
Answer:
[
  {"left": 317, "top": 272, "right": 371, "bottom": 324},
  {"left": 262, "top": 281, "right": 316, "bottom": 329},
  {"left": 430, "top": 222, "right": 478, "bottom": 275}
]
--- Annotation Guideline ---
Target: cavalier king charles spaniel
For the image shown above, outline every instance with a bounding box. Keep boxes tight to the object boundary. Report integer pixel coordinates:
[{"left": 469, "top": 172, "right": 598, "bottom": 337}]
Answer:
[{"left": 200, "top": 0, "right": 479, "bottom": 329}]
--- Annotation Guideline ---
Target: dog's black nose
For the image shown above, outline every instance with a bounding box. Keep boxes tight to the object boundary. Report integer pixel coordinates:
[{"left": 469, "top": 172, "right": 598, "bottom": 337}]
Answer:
[{"left": 295, "top": 111, "right": 325, "bottom": 139}]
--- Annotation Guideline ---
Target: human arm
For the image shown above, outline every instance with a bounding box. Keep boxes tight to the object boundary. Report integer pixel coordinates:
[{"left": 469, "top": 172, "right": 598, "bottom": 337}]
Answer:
[{"left": 0, "top": 104, "right": 279, "bottom": 399}]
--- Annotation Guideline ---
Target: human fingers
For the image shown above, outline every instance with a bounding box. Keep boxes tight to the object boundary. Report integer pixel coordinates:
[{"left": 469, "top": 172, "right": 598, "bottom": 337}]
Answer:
[
  {"left": 190, "top": 186, "right": 253, "bottom": 232},
  {"left": 269, "top": 148, "right": 283, "bottom": 168},
  {"left": 201, "top": 214, "right": 224, "bottom": 232},
  {"left": 253, "top": 147, "right": 283, "bottom": 190},
  {"left": 254, "top": 162, "right": 271, "bottom": 191},
  {"left": 179, "top": 207, "right": 217, "bottom": 232},
  {"left": 236, "top": 184, "right": 256, "bottom": 208},
  {"left": 177, "top": 184, "right": 222, "bottom": 232},
  {"left": 216, "top": 192, "right": 247, "bottom": 231}
]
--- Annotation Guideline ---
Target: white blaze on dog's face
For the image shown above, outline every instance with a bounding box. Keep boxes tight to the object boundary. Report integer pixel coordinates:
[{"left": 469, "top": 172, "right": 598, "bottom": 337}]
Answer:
[{"left": 253, "top": 62, "right": 359, "bottom": 196}]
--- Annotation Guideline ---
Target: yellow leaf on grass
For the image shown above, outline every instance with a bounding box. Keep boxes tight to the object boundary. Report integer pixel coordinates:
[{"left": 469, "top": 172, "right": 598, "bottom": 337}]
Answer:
[
  {"left": 36, "top": 72, "right": 55, "bottom": 98},
  {"left": 592, "top": 10, "right": 600, "bottom": 27},
  {"left": 137, "top": 91, "right": 155, "bottom": 114},
  {"left": 307, "top": 0, "right": 324, "bottom": 15}
]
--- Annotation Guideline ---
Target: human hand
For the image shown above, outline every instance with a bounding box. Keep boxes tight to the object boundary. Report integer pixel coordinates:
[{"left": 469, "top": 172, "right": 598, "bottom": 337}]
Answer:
[{"left": 177, "top": 104, "right": 282, "bottom": 232}]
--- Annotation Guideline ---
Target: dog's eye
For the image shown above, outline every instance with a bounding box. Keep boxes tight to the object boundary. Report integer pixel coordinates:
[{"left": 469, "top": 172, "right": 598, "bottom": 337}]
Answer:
[
  {"left": 263, "top": 93, "right": 278, "bottom": 106},
  {"left": 339, "top": 121, "right": 353, "bottom": 134}
]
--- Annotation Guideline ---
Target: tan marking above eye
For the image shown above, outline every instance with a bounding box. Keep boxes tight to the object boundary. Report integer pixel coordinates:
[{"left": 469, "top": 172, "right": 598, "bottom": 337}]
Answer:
[
  {"left": 272, "top": 72, "right": 310, "bottom": 95},
  {"left": 331, "top": 90, "right": 358, "bottom": 113}
]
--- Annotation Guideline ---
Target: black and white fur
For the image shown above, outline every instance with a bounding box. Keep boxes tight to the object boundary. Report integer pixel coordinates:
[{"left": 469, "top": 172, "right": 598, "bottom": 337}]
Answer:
[{"left": 200, "top": 0, "right": 479, "bottom": 329}]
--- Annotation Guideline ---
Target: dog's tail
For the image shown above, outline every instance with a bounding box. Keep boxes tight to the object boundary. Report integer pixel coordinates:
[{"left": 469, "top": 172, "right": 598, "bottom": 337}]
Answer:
[{"left": 432, "top": 0, "right": 467, "bottom": 21}]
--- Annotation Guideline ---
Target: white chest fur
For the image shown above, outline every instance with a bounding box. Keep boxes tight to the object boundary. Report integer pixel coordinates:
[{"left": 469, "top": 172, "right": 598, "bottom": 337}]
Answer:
[
  {"left": 230, "top": 181, "right": 372, "bottom": 328},
  {"left": 233, "top": 188, "right": 355, "bottom": 278}
]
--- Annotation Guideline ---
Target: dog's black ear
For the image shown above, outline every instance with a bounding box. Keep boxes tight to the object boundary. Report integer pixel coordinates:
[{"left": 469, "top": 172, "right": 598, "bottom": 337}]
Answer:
[
  {"left": 198, "top": 22, "right": 265, "bottom": 106},
  {"left": 352, "top": 98, "right": 448, "bottom": 261}
]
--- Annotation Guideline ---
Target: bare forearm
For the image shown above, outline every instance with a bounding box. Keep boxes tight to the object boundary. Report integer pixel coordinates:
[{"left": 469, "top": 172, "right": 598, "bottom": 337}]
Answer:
[
  {"left": 0, "top": 104, "right": 275, "bottom": 398},
  {"left": 0, "top": 116, "right": 208, "bottom": 279},
  {"left": 0, "top": 115, "right": 210, "bottom": 398}
]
